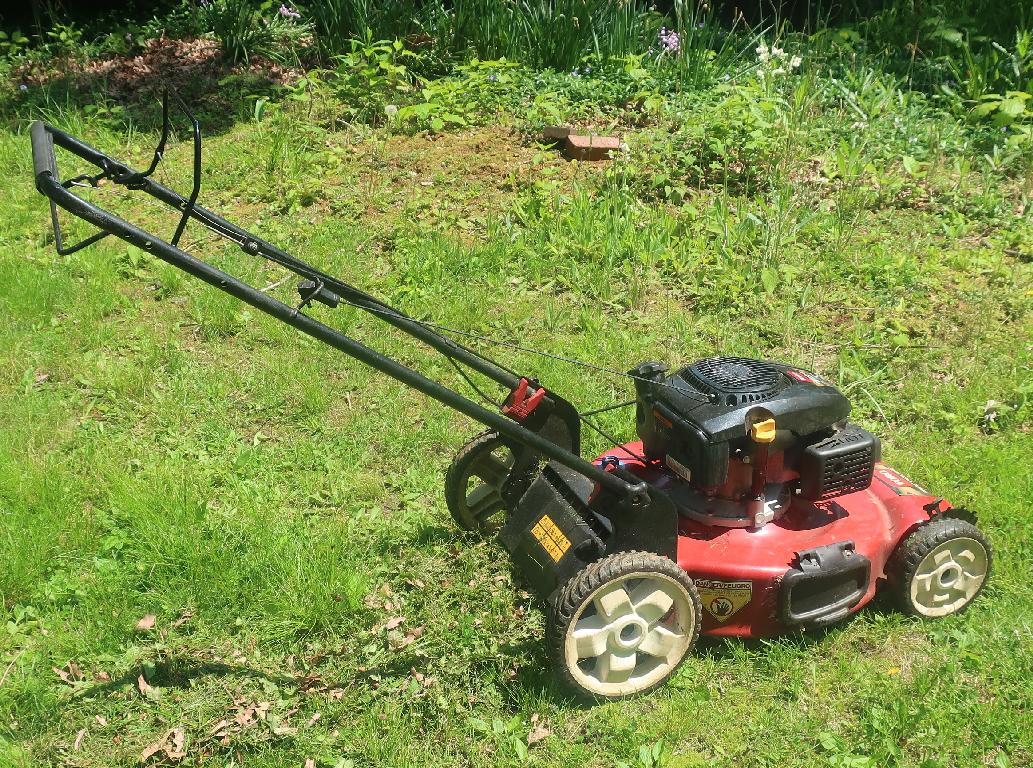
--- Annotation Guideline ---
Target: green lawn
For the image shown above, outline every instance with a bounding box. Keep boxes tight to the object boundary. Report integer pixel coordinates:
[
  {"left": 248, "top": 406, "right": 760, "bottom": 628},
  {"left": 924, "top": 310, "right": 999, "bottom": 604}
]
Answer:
[{"left": 1, "top": 41, "right": 1032, "bottom": 768}]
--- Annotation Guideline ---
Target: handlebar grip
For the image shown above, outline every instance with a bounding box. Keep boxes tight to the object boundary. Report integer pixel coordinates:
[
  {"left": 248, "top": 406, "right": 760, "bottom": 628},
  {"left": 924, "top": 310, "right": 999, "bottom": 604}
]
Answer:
[{"left": 30, "top": 121, "right": 58, "bottom": 181}]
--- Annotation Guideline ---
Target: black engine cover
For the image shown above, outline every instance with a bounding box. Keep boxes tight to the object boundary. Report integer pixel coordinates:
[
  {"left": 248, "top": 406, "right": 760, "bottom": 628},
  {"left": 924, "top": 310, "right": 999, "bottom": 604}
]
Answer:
[{"left": 633, "top": 357, "right": 851, "bottom": 487}]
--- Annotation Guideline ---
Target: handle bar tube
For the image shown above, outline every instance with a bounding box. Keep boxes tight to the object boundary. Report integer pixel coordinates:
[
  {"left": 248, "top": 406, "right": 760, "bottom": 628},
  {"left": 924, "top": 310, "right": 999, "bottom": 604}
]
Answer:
[
  {"left": 33, "top": 120, "right": 521, "bottom": 391},
  {"left": 30, "top": 120, "right": 644, "bottom": 500}
]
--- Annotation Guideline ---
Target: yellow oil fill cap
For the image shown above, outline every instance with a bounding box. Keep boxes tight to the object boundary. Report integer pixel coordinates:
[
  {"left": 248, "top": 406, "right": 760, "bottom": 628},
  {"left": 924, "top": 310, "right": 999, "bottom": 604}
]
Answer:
[{"left": 750, "top": 418, "right": 777, "bottom": 444}]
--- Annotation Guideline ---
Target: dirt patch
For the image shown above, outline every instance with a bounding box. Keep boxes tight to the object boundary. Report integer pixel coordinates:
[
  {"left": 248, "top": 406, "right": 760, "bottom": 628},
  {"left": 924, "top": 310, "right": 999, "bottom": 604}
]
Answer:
[
  {"left": 17, "top": 37, "right": 298, "bottom": 131},
  {"left": 316, "top": 125, "right": 606, "bottom": 242}
]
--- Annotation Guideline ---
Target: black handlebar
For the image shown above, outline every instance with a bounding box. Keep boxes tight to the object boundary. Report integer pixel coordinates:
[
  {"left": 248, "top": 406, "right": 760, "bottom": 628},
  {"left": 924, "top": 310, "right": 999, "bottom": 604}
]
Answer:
[
  {"left": 30, "top": 120, "right": 56, "bottom": 180},
  {"left": 28, "top": 95, "right": 652, "bottom": 502}
]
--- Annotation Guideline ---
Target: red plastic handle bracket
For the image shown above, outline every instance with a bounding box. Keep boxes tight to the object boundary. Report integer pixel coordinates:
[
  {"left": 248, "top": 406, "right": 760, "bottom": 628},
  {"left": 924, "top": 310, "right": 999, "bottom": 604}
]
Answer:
[{"left": 502, "top": 378, "right": 546, "bottom": 421}]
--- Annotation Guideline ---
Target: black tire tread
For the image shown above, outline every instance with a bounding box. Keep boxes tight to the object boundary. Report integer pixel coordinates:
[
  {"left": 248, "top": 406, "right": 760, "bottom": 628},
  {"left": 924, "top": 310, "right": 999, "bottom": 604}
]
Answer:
[
  {"left": 886, "top": 517, "right": 991, "bottom": 617},
  {"left": 444, "top": 430, "right": 508, "bottom": 535},
  {"left": 547, "top": 550, "right": 701, "bottom": 701}
]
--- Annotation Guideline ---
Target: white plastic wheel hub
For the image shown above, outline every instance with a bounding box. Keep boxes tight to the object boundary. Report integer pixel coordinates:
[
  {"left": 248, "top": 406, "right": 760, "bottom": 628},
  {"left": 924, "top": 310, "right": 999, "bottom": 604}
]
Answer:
[
  {"left": 910, "top": 536, "right": 989, "bottom": 617},
  {"left": 564, "top": 572, "right": 694, "bottom": 697}
]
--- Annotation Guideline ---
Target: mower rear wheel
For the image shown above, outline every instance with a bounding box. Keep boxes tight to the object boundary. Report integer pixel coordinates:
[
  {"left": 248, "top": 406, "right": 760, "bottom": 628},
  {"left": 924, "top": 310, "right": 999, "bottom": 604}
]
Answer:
[
  {"left": 548, "top": 551, "right": 701, "bottom": 700},
  {"left": 444, "top": 431, "right": 515, "bottom": 536},
  {"left": 888, "top": 517, "right": 991, "bottom": 618}
]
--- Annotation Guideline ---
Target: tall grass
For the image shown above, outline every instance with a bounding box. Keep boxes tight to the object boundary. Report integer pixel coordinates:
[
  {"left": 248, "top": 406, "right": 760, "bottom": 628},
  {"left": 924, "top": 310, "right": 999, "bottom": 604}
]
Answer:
[
  {"left": 305, "top": 0, "right": 665, "bottom": 71},
  {"left": 447, "top": 0, "right": 658, "bottom": 70}
]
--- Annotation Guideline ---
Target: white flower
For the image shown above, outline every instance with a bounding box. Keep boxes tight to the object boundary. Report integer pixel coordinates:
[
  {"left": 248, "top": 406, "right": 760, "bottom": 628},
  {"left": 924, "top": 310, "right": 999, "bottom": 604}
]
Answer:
[
  {"left": 772, "top": 46, "right": 784, "bottom": 58},
  {"left": 772, "top": 67, "right": 785, "bottom": 76},
  {"left": 756, "top": 43, "right": 768, "bottom": 56},
  {"left": 756, "top": 68, "right": 765, "bottom": 79},
  {"left": 385, "top": 104, "right": 399, "bottom": 118},
  {"left": 790, "top": 55, "right": 802, "bottom": 69}
]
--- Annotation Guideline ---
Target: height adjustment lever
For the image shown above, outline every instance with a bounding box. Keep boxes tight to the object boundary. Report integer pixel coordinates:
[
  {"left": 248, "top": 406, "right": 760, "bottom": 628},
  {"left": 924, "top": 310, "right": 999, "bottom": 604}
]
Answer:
[{"left": 503, "top": 377, "right": 547, "bottom": 421}]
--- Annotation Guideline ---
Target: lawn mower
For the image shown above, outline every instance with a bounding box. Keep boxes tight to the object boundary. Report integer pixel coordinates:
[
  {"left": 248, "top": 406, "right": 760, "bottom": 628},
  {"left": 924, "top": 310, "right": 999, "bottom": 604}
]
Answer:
[{"left": 29, "top": 93, "right": 992, "bottom": 700}]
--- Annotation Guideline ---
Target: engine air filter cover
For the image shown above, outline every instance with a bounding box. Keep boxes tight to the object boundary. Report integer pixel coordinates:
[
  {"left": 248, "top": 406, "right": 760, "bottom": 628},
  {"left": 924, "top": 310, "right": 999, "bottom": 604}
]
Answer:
[{"left": 686, "top": 357, "right": 785, "bottom": 406}]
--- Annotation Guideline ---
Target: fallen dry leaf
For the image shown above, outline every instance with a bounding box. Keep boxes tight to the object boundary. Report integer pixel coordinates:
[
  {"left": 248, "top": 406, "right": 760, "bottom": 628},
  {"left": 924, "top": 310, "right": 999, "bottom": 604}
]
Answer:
[
  {"left": 136, "top": 614, "right": 157, "bottom": 631},
  {"left": 95, "top": 715, "right": 108, "bottom": 726},
  {"left": 235, "top": 706, "right": 257, "bottom": 728},
  {"left": 304, "top": 760, "right": 316, "bottom": 768},
  {"left": 171, "top": 611, "right": 194, "bottom": 629},
  {"left": 394, "top": 625, "right": 425, "bottom": 650},
  {"left": 140, "top": 727, "right": 186, "bottom": 764},
  {"left": 168, "top": 728, "right": 185, "bottom": 757},
  {"left": 137, "top": 673, "right": 154, "bottom": 697},
  {"left": 73, "top": 728, "right": 87, "bottom": 751},
  {"left": 307, "top": 712, "right": 321, "bottom": 727},
  {"left": 527, "top": 724, "right": 552, "bottom": 745},
  {"left": 53, "top": 661, "right": 84, "bottom": 685},
  {"left": 384, "top": 616, "right": 405, "bottom": 631}
]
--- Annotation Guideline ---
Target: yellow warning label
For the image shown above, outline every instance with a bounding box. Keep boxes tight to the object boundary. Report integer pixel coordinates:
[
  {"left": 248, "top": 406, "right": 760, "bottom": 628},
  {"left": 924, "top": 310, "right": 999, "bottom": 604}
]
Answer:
[
  {"left": 695, "top": 579, "right": 752, "bottom": 622},
  {"left": 530, "top": 515, "right": 571, "bottom": 563}
]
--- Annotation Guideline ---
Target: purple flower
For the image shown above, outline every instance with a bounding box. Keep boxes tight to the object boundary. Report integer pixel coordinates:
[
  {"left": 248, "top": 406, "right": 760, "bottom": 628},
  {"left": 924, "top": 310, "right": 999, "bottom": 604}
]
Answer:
[
  {"left": 19, "top": 84, "right": 28, "bottom": 92},
  {"left": 658, "top": 27, "right": 680, "bottom": 53},
  {"left": 278, "top": 4, "right": 301, "bottom": 19}
]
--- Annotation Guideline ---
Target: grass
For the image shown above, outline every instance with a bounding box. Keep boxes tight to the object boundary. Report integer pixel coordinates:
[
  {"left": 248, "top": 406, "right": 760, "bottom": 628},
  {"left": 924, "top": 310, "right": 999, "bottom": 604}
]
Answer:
[{"left": 1, "top": 15, "right": 1032, "bottom": 768}]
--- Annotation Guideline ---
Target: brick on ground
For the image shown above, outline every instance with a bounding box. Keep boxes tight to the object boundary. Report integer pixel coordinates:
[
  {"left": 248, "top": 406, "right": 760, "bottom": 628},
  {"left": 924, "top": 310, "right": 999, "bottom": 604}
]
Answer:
[{"left": 564, "top": 134, "right": 620, "bottom": 161}]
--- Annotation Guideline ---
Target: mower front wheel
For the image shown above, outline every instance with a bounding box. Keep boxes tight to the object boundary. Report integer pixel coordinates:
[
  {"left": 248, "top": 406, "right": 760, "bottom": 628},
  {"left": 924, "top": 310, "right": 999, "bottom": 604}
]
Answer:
[
  {"left": 444, "top": 431, "right": 515, "bottom": 536},
  {"left": 887, "top": 517, "right": 991, "bottom": 618},
  {"left": 547, "top": 551, "right": 701, "bottom": 701}
]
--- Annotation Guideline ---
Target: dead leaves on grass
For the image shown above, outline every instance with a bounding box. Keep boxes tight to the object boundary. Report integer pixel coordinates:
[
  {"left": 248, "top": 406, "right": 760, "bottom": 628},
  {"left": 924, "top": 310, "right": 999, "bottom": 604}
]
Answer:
[
  {"left": 140, "top": 727, "right": 186, "bottom": 764},
  {"left": 134, "top": 609, "right": 194, "bottom": 635},
  {"left": 52, "top": 661, "right": 85, "bottom": 686},
  {"left": 136, "top": 614, "right": 157, "bottom": 632},
  {"left": 527, "top": 713, "right": 552, "bottom": 746},
  {"left": 137, "top": 672, "right": 157, "bottom": 699}
]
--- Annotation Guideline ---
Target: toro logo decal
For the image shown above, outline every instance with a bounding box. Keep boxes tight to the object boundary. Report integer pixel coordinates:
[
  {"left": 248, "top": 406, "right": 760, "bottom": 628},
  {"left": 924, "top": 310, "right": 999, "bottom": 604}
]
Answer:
[
  {"left": 695, "top": 579, "right": 752, "bottom": 622},
  {"left": 786, "top": 369, "right": 832, "bottom": 386},
  {"left": 874, "top": 464, "right": 929, "bottom": 496}
]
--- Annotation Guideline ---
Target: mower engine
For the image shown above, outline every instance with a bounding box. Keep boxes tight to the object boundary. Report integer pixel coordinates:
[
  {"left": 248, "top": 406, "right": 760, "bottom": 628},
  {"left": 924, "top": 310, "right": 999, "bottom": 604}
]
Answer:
[{"left": 631, "top": 357, "right": 881, "bottom": 529}]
